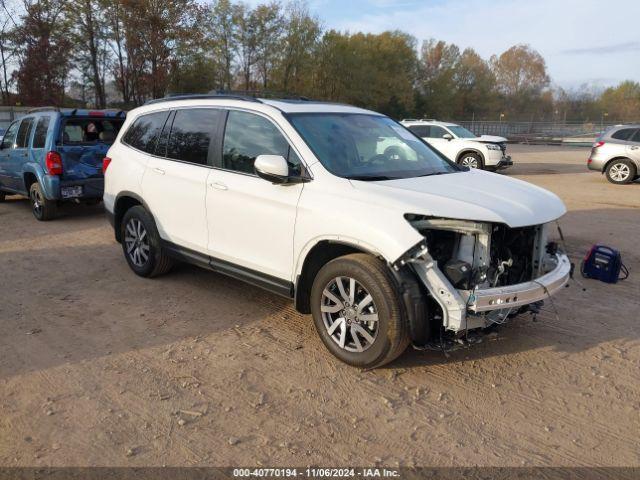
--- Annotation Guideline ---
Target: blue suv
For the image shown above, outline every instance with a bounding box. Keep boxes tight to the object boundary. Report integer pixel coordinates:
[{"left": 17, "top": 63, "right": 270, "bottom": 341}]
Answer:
[{"left": 0, "top": 108, "right": 125, "bottom": 220}]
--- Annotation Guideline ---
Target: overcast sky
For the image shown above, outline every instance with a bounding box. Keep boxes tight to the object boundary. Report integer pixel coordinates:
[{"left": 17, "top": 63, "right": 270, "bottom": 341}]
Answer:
[{"left": 258, "top": 0, "right": 640, "bottom": 91}]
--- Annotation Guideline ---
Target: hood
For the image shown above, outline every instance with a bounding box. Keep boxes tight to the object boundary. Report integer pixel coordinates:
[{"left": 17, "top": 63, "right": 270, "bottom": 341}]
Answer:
[
  {"left": 475, "top": 134, "right": 508, "bottom": 143},
  {"left": 350, "top": 170, "right": 566, "bottom": 228}
]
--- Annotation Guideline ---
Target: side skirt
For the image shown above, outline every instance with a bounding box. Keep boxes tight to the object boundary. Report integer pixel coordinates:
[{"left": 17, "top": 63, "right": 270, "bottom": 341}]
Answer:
[{"left": 161, "top": 240, "right": 295, "bottom": 299}]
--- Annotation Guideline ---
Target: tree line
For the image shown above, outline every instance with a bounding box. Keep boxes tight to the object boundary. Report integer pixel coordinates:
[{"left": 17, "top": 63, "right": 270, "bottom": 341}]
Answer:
[{"left": 1, "top": 0, "right": 639, "bottom": 122}]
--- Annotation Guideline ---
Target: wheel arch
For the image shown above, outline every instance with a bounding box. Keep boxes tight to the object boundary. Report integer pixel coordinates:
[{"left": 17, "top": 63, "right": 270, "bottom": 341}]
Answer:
[
  {"left": 294, "top": 240, "right": 384, "bottom": 314},
  {"left": 113, "top": 191, "right": 151, "bottom": 243},
  {"left": 456, "top": 148, "right": 485, "bottom": 164},
  {"left": 603, "top": 156, "right": 637, "bottom": 175}
]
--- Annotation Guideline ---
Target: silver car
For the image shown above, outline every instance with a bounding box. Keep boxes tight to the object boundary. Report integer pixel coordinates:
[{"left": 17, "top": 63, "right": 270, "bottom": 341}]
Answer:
[{"left": 588, "top": 125, "right": 640, "bottom": 184}]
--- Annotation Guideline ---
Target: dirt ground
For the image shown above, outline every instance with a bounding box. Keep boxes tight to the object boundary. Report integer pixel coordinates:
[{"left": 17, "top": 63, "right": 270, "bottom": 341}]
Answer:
[{"left": 0, "top": 144, "right": 638, "bottom": 468}]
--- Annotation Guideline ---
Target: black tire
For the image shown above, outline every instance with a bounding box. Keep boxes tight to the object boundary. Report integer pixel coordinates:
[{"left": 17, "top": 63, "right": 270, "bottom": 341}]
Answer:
[
  {"left": 29, "top": 182, "right": 57, "bottom": 221},
  {"left": 605, "top": 159, "right": 636, "bottom": 184},
  {"left": 310, "top": 253, "right": 410, "bottom": 368},
  {"left": 457, "top": 152, "right": 484, "bottom": 170},
  {"left": 120, "top": 205, "right": 174, "bottom": 278},
  {"left": 0, "top": 190, "right": 6, "bottom": 202}
]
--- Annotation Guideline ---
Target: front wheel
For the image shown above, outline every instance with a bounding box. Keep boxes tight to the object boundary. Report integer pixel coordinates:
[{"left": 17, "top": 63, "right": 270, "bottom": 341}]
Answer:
[
  {"left": 30, "top": 182, "right": 57, "bottom": 221},
  {"left": 120, "top": 205, "right": 174, "bottom": 277},
  {"left": 310, "top": 253, "right": 410, "bottom": 368},
  {"left": 458, "top": 152, "right": 483, "bottom": 170},
  {"left": 605, "top": 159, "right": 636, "bottom": 184}
]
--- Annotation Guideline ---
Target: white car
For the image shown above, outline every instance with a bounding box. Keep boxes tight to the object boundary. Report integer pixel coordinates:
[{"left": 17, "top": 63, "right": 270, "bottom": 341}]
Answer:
[
  {"left": 104, "top": 95, "right": 569, "bottom": 368},
  {"left": 401, "top": 119, "right": 512, "bottom": 170}
]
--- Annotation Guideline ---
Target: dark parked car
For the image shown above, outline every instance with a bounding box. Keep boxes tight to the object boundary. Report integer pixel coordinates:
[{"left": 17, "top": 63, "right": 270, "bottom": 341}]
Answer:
[{"left": 0, "top": 108, "right": 125, "bottom": 220}]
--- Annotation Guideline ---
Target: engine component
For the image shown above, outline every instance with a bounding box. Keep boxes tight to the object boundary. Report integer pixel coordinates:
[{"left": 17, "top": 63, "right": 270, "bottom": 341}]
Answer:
[{"left": 443, "top": 259, "right": 473, "bottom": 289}]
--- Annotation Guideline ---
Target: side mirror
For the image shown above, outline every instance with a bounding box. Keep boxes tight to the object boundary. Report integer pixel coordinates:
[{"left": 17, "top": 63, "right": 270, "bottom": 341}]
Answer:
[
  {"left": 255, "top": 155, "right": 291, "bottom": 184},
  {"left": 442, "top": 133, "right": 453, "bottom": 141}
]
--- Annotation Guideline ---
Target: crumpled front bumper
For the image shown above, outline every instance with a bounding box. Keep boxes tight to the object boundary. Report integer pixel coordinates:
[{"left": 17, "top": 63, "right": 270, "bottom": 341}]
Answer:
[{"left": 462, "top": 253, "right": 572, "bottom": 312}]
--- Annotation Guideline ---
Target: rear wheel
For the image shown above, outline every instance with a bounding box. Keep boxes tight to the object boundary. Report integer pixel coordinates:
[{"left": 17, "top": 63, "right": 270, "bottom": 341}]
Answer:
[
  {"left": 120, "top": 205, "right": 174, "bottom": 277},
  {"left": 29, "top": 182, "right": 57, "bottom": 221},
  {"left": 458, "top": 152, "right": 483, "bottom": 170},
  {"left": 310, "top": 253, "right": 409, "bottom": 368},
  {"left": 605, "top": 159, "right": 636, "bottom": 184}
]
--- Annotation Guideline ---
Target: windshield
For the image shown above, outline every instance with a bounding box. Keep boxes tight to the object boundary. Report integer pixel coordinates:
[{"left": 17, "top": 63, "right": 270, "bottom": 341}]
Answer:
[
  {"left": 448, "top": 125, "right": 476, "bottom": 138},
  {"left": 288, "top": 113, "right": 458, "bottom": 180}
]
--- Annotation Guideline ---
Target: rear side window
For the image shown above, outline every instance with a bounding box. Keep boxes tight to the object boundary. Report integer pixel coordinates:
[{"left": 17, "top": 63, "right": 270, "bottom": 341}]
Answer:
[
  {"left": 32, "top": 116, "right": 51, "bottom": 149},
  {"left": 611, "top": 128, "right": 637, "bottom": 141},
  {"left": 122, "top": 111, "right": 170, "bottom": 154},
  {"left": 631, "top": 130, "right": 640, "bottom": 143},
  {"left": 16, "top": 118, "right": 34, "bottom": 148},
  {"left": 408, "top": 125, "right": 429, "bottom": 137},
  {"left": 222, "top": 110, "right": 290, "bottom": 174},
  {"left": 166, "top": 109, "right": 220, "bottom": 165}
]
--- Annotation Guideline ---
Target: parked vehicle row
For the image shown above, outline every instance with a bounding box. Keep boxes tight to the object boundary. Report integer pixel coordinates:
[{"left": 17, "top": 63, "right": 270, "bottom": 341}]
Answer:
[
  {"left": 102, "top": 94, "right": 570, "bottom": 368},
  {"left": 588, "top": 124, "right": 640, "bottom": 184},
  {"left": 0, "top": 108, "right": 125, "bottom": 219}
]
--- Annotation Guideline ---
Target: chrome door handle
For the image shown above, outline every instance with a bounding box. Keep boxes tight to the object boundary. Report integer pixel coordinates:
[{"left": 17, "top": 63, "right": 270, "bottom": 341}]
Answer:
[
  {"left": 209, "top": 182, "right": 228, "bottom": 191},
  {"left": 152, "top": 167, "right": 165, "bottom": 175}
]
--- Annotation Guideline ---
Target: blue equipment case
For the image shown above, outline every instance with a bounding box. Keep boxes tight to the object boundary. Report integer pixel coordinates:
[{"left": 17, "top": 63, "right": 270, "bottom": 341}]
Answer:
[{"left": 581, "top": 245, "right": 629, "bottom": 284}]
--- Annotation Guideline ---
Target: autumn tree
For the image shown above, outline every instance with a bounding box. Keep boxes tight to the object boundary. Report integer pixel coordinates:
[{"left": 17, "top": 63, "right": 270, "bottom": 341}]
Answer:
[
  {"left": 67, "top": 0, "right": 110, "bottom": 107},
  {"left": 599, "top": 81, "right": 640, "bottom": 122},
  {"left": 12, "top": 0, "right": 72, "bottom": 106},
  {"left": 490, "top": 44, "right": 549, "bottom": 114}
]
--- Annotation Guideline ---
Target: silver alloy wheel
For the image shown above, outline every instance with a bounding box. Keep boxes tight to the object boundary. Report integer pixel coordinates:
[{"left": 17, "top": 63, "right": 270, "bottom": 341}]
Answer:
[
  {"left": 124, "top": 218, "right": 150, "bottom": 267},
  {"left": 321, "top": 276, "right": 379, "bottom": 353},
  {"left": 609, "top": 163, "right": 631, "bottom": 182},
  {"left": 461, "top": 156, "right": 479, "bottom": 168},
  {"left": 31, "top": 188, "right": 43, "bottom": 217}
]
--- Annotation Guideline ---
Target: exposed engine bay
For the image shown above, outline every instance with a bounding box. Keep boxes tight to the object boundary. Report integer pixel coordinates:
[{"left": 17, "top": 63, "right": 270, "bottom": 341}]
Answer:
[{"left": 395, "top": 215, "right": 570, "bottom": 341}]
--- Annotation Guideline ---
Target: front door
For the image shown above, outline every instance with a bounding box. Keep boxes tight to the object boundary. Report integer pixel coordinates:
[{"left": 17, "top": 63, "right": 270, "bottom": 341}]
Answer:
[
  {"left": 9, "top": 117, "right": 35, "bottom": 192},
  {"left": 205, "top": 109, "right": 304, "bottom": 283},
  {"left": 0, "top": 121, "right": 19, "bottom": 191},
  {"left": 626, "top": 129, "right": 640, "bottom": 167}
]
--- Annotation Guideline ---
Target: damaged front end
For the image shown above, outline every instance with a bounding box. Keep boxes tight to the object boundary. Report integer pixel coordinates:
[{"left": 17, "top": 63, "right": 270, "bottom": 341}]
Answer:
[{"left": 395, "top": 215, "right": 571, "bottom": 338}]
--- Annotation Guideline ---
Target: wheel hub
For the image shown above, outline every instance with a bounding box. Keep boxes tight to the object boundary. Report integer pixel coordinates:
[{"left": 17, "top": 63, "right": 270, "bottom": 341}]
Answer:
[{"left": 320, "top": 276, "right": 379, "bottom": 353}]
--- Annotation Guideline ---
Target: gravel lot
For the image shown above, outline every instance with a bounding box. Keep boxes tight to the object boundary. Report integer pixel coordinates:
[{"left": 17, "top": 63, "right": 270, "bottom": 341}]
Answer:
[{"left": 0, "top": 144, "right": 638, "bottom": 467}]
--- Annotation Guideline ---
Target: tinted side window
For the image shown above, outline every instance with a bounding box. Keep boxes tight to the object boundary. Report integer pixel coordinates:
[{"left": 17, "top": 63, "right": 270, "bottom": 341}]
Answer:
[
  {"left": 123, "top": 111, "right": 170, "bottom": 154},
  {"left": 630, "top": 130, "right": 640, "bottom": 143},
  {"left": 408, "top": 125, "right": 429, "bottom": 137},
  {"left": 223, "top": 111, "right": 293, "bottom": 174},
  {"left": 1, "top": 121, "right": 18, "bottom": 149},
  {"left": 611, "top": 128, "right": 636, "bottom": 141},
  {"left": 33, "top": 116, "right": 51, "bottom": 149},
  {"left": 16, "top": 118, "right": 35, "bottom": 148},
  {"left": 166, "top": 109, "right": 220, "bottom": 165}
]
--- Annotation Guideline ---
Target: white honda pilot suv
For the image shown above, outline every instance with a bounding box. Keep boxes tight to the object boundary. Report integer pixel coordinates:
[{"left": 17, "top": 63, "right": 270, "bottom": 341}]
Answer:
[{"left": 104, "top": 94, "right": 571, "bottom": 368}]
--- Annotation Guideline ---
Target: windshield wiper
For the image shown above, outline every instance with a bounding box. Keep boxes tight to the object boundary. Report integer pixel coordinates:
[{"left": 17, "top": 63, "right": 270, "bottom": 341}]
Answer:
[
  {"left": 416, "top": 171, "right": 454, "bottom": 177},
  {"left": 345, "top": 175, "right": 395, "bottom": 181}
]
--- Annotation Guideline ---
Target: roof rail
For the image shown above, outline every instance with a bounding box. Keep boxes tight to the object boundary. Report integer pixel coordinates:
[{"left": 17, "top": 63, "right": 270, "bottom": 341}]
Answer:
[
  {"left": 402, "top": 118, "right": 419, "bottom": 122},
  {"left": 27, "top": 106, "right": 60, "bottom": 114},
  {"left": 144, "top": 92, "right": 263, "bottom": 106}
]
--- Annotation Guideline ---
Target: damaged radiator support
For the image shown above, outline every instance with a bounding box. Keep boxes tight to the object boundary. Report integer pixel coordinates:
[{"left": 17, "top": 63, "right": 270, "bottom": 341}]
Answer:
[{"left": 399, "top": 217, "right": 571, "bottom": 334}]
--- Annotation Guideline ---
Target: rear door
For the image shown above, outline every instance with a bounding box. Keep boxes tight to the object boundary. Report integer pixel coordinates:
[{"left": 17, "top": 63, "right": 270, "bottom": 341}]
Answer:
[
  {"left": 57, "top": 116, "right": 124, "bottom": 181},
  {"left": 0, "top": 121, "right": 19, "bottom": 191},
  {"left": 140, "top": 108, "right": 222, "bottom": 254},
  {"left": 9, "top": 117, "right": 35, "bottom": 191}
]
